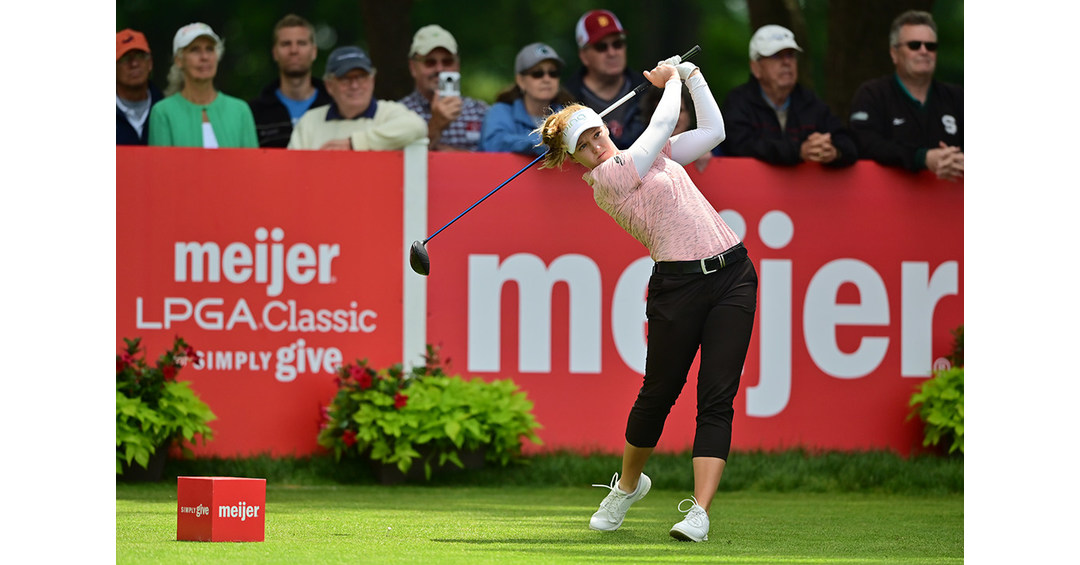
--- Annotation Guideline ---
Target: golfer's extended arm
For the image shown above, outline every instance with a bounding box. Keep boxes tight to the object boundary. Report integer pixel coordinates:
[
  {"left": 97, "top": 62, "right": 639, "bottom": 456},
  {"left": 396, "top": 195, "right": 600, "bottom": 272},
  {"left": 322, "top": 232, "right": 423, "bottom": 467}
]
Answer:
[
  {"left": 626, "top": 77, "right": 683, "bottom": 178},
  {"left": 670, "top": 71, "right": 725, "bottom": 165}
]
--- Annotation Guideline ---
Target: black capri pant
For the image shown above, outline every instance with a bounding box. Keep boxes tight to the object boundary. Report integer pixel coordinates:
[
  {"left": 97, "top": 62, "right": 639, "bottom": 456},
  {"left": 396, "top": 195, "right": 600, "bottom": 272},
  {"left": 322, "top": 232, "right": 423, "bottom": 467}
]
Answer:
[{"left": 624, "top": 253, "right": 758, "bottom": 460}]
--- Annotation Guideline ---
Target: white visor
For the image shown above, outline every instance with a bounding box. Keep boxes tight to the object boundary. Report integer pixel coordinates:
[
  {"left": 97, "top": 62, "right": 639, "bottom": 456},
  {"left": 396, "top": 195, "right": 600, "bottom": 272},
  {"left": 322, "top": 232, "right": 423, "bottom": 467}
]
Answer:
[{"left": 563, "top": 108, "right": 604, "bottom": 154}]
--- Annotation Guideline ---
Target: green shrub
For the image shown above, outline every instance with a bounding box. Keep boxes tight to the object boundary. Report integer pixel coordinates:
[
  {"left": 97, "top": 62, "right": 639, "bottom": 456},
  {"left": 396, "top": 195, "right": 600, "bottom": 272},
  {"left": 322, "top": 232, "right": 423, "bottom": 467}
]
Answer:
[
  {"left": 908, "top": 367, "right": 964, "bottom": 454},
  {"left": 116, "top": 337, "right": 216, "bottom": 474},
  {"left": 317, "top": 345, "right": 542, "bottom": 479}
]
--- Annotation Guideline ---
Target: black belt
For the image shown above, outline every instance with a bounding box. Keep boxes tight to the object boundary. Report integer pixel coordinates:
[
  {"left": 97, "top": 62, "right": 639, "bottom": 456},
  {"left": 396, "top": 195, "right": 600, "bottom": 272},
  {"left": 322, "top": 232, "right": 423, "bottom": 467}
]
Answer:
[{"left": 653, "top": 243, "right": 748, "bottom": 275}]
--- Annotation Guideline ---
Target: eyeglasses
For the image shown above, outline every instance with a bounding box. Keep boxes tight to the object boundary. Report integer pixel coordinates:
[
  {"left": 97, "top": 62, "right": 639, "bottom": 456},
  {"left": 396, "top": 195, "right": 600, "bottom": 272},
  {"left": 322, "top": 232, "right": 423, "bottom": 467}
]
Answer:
[
  {"left": 899, "top": 40, "right": 938, "bottom": 52},
  {"left": 118, "top": 51, "right": 150, "bottom": 65},
  {"left": 590, "top": 38, "right": 626, "bottom": 53},
  {"left": 415, "top": 55, "right": 457, "bottom": 68},
  {"left": 525, "top": 69, "right": 560, "bottom": 79}
]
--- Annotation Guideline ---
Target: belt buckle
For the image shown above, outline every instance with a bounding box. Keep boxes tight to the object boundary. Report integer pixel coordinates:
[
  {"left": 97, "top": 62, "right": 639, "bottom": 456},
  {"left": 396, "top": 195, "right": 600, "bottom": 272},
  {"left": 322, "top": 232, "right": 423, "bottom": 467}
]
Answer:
[{"left": 699, "top": 255, "right": 720, "bottom": 274}]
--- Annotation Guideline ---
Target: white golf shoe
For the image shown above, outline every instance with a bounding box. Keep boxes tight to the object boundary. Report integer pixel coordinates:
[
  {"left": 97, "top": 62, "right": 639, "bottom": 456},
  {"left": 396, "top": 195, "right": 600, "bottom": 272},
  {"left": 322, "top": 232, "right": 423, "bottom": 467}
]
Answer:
[
  {"left": 669, "top": 496, "right": 709, "bottom": 542},
  {"left": 588, "top": 472, "right": 651, "bottom": 531}
]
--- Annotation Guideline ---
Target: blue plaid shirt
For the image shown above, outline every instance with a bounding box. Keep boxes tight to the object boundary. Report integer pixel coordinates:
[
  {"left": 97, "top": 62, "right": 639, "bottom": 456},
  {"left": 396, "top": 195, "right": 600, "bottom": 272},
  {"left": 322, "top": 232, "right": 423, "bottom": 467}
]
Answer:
[{"left": 399, "top": 90, "right": 489, "bottom": 151}]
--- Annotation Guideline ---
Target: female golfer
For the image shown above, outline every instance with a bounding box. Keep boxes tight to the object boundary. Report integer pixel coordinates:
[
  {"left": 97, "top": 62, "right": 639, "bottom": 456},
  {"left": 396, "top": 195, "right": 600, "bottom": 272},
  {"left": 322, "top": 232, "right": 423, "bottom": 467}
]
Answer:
[{"left": 536, "top": 60, "right": 757, "bottom": 542}]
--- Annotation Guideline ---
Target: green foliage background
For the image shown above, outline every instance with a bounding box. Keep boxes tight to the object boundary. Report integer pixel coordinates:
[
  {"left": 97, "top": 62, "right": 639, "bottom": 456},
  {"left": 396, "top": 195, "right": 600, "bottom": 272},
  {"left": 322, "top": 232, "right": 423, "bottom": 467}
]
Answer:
[{"left": 116, "top": 0, "right": 962, "bottom": 107}]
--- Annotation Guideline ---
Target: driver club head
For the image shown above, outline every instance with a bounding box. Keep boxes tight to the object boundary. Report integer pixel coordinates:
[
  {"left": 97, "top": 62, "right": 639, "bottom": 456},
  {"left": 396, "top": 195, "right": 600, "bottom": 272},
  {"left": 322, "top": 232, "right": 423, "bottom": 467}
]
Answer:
[{"left": 409, "top": 240, "right": 430, "bottom": 276}]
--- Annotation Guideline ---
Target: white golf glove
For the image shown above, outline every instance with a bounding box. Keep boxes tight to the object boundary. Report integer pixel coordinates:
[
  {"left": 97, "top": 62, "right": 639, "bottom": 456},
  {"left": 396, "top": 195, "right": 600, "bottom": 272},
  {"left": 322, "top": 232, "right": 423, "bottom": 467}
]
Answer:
[{"left": 675, "top": 61, "right": 699, "bottom": 81}]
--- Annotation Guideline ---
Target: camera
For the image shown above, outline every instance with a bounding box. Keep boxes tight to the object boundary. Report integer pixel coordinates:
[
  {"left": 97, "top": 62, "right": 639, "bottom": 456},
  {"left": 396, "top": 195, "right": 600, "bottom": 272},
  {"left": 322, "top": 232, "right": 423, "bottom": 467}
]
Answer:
[{"left": 437, "top": 71, "right": 460, "bottom": 98}]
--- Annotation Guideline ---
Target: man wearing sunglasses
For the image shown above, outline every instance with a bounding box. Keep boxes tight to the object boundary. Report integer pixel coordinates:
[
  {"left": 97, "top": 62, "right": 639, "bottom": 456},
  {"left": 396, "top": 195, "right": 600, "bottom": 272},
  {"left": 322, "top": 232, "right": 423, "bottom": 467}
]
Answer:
[
  {"left": 565, "top": 9, "right": 646, "bottom": 150},
  {"left": 849, "top": 10, "right": 963, "bottom": 181},
  {"left": 399, "top": 24, "right": 489, "bottom": 151}
]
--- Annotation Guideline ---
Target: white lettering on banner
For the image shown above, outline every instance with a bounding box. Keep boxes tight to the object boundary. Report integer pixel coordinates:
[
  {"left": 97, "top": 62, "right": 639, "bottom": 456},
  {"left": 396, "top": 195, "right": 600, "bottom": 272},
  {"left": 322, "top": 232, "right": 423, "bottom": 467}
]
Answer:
[
  {"left": 135, "top": 297, "right": 376, "bottom": 333},
  {"left": 217, "top": 501, "right": 260, "bottom": 522},
  {"left": 610, "top": 258, "right": 654, "bottom": 373},
  {"left": 901, "top": 261, "right": 959, "bottom": 377},
  {"left": 746, "top": 258, "right": 792, "bottom": 417},
  {"left": 464, "top": 211, "right": 959, "bottom": 418},
  {"left": 274, "top": 339, "right": 343, "bottom": 382},
  {"left": 174, "top": 227, "right": 340, "bottom": 297},
  {"left": 468, "top": 254, "right": 601, "bottom": 373},
  {"left": 804, "top": 259, "right": 890, "bottom": 379},
  {"left": 179, "top": 504, "right": 210, "bottom": 517},
  {"left": 192, "top": 343, "right": 342, "bottom": 382}
]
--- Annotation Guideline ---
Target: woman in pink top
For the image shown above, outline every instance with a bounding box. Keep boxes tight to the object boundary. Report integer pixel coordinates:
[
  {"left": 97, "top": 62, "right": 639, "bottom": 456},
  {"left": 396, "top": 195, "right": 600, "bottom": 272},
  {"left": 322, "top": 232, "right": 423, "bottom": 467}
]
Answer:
[{"left": 537, "top": 61, "right": 757, "bottom": 543}]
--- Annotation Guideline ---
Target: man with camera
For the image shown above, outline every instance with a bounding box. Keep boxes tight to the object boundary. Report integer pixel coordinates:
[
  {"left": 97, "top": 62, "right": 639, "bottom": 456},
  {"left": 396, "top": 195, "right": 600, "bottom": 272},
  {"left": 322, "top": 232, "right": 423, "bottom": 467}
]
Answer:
[{"left": 399, "top": 24, "right": 489, "bottom": 151}]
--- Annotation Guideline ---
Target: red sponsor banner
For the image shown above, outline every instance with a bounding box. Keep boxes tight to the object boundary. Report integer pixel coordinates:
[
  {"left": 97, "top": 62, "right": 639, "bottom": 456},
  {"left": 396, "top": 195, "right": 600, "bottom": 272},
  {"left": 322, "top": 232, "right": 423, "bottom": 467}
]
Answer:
[
  {"left": 117, "top": 148, "right": 962, "bottom": 458},
  {"left": 424, "top": 154, "right": 963, "bottom": 455},
  {"left": 116, "top": 147, "right": 404, "bottom": 456}
]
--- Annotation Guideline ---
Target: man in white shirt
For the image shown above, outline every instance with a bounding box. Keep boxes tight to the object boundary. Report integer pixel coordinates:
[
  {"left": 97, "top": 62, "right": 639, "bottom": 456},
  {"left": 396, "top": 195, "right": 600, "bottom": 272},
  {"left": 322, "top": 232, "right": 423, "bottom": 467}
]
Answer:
[{"left": 288, "top": 46, "right": 426, "bottom": 151}]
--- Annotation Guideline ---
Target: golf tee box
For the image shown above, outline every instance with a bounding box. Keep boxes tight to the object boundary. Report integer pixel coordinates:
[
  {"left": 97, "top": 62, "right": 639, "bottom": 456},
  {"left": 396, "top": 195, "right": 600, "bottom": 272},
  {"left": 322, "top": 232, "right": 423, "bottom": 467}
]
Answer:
[{"left": 176, "top": 476, "right": 266, "bottom": 542}]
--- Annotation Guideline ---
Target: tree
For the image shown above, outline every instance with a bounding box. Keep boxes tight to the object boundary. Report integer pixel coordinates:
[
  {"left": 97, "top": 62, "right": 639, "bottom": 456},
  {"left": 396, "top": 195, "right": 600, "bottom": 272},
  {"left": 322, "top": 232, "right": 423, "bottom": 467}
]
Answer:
[{"left": 361, "top": 0, "right": 414, "bottom": 101}]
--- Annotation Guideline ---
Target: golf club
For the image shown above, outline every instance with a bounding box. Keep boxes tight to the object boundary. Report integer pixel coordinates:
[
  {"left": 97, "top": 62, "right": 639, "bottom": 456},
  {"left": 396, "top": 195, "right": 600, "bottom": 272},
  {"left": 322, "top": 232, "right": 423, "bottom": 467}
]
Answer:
[{"left": 409, "top": 44, "right": 702, "bottom": 276}]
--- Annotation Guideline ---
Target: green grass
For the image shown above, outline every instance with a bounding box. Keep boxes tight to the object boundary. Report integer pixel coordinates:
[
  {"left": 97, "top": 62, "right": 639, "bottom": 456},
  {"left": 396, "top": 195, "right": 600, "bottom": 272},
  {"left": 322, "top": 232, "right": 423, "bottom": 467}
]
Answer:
[
  {"left": 117, "top": 484, "right": 962, "bottom": 564},
  {"left": 160, "top": 449, "right": 964, "bottom": 494},
  {"left": 117, "top": 451, "right": 963, "bottom": 563}
]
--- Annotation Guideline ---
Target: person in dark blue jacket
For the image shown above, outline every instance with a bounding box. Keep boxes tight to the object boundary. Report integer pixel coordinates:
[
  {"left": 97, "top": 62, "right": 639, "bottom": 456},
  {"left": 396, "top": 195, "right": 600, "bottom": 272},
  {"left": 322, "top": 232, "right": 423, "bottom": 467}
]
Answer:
[
  {"left": 718, "top": 25, "right": 856, "bottom": 167},
  {"left": 117, "top": 29, "right": 164, "bottom": 145},
  {"left": 479, "top": 43, "right": 575, "bottom": 155}
]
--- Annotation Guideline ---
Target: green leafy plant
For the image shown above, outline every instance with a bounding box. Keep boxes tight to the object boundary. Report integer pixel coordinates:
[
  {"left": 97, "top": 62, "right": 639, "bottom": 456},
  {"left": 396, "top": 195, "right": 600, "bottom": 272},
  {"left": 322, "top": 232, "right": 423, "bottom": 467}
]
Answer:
[
  {"left": 116, "top": 336, "right": 216, "bottom": 474},
  {"left": 908, "top": 326, "right": 964, "bottom": 454},
  {"left": 317, "top": 345, "right": 542, "bottom": 479}
]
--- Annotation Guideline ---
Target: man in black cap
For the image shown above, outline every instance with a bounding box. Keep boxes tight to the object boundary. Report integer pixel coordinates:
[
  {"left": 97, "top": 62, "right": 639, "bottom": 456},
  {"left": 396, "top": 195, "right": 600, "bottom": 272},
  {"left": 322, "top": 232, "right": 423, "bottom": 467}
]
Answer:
[{"left": 287, "top": 45, "right": 426, "bottom": 150}]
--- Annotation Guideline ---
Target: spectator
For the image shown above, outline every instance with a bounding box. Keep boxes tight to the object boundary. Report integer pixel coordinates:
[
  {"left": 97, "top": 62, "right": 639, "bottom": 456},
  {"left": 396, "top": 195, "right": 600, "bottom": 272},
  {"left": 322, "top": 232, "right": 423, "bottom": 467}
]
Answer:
[
  {"left": 849, "top": 10, "right": 962, "bottom": 181},
  {"left": 117, "top": 29, "right": 164, "bottom": 145},
  {"left": 719, "top": 25, "right": 856, "bottom": 167},
  {"left": 479, "top": 42, "right": 575, "bottom": 155},
  {"left": 149, "top": 22, "right": 257, "bottom": 148},
  {"left": 399, "top": 25, "right": 488, "bottom": 151},
  {"left": 564, "top": 9, "right": 646, "bottom": 149},
  {"left": 249, "top": 14, "right": 332, "bottom": 148},
  {"left": 288, "top": 46, "right": 426, "bottom": 151}
]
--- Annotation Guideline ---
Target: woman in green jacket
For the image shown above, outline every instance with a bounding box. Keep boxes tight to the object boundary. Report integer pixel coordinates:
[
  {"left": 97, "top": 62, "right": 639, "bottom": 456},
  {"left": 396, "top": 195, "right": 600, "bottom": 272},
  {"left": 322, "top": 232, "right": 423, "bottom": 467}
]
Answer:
[{"left": 148, "top": 22, "right": 257, "bottom": 148}]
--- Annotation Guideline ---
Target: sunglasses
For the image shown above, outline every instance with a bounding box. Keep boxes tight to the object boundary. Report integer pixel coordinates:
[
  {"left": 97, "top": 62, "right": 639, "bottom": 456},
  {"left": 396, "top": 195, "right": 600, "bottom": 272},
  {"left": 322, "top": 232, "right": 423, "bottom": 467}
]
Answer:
[
  {"left": 416, "top": 56, "right": 457, "bottom": 68},
  {"left": 590, "top": 38, "right": 625, "bottom": 53},
  {"left": 900, "top": 40, "right": 938, "bottom": 52},
  {"left": 525, "top": 68, "right": 560, "bottom": 79}
]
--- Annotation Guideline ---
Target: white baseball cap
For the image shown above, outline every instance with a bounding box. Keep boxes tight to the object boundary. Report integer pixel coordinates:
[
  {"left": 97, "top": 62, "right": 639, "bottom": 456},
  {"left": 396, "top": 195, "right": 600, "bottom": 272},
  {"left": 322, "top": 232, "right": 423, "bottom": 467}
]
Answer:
[
  {"left": 173, "top": 22, "right": 222, "bottom": 55},
  {"left": 563, "top": 108, "right": 604, "bottom": 154},
  {"left": 749, "top": 25, "right": 802, "bottom": 60}
]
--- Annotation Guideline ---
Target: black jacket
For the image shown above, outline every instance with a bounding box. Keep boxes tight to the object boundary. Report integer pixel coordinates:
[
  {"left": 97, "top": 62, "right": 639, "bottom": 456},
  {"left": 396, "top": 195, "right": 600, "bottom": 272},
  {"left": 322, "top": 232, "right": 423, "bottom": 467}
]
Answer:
[
  {"left": 564, "top": 67, "right": 646, "bottom": 150},
  {"left": 848, "top": 74, "right": 963, "bottom": 172},
  {"left": 248, "top": 78, "right": 332, "bottom": 148},
  {"left": 719, "top": 75, "right": 857, "bottom": 167},
  {"left": 116, "top": 82, "right": 165, "bottom": 146}
]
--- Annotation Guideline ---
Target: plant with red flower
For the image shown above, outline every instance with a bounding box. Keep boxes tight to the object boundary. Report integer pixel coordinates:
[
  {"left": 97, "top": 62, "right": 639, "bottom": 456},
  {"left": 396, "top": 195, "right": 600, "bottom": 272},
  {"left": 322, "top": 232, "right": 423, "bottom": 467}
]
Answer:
[
  {"left": 116, "top": 336, "right": 216, "bottom": 476},
  {"left": 317, "top": 344, "right": 542, "bottom": 480}
]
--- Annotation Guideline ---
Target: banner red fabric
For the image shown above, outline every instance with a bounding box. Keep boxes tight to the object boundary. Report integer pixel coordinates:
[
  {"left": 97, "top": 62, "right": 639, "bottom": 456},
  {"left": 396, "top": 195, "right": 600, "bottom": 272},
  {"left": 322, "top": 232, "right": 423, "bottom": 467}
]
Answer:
[
  {"left": 117, "top": 147, "right": 962, "bottom": 457},
  {"left": 425, "top": 154, "right": 963, "bottom": 455},
  {"left": 117, "top": 147, "right": 404, "bottom": 456}
]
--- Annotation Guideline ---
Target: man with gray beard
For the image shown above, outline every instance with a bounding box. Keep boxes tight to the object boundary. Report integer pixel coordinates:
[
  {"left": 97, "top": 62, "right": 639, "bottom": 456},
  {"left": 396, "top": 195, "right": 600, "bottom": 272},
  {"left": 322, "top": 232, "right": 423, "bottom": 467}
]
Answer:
[{"left": 249, "top": 14, "right": 332, "bottom": 147}]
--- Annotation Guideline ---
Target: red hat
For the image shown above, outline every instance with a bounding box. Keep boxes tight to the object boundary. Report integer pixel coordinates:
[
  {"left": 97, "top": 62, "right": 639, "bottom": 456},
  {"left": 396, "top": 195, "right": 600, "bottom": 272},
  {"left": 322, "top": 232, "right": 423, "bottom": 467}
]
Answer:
[
  {"left": 575, "top": 10, "right": 625, "bottom": 48},
  {"left": 117, "top": 29, "right": 150, "bottom": 61}
]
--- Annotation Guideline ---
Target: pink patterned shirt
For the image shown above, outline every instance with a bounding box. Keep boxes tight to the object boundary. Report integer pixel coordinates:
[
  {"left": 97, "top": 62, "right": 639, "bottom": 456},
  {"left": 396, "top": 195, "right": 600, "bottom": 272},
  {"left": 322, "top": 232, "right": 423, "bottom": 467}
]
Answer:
[{"left": 584, "top": 141, "right": 740, "bottom": 262}]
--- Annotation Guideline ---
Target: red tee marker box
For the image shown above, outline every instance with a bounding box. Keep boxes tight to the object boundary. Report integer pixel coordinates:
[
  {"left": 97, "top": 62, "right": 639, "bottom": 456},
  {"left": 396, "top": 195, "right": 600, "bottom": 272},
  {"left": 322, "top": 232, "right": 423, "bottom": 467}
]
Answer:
[{"left": 176, "top": 476, "right": 266, "bottom": 542}]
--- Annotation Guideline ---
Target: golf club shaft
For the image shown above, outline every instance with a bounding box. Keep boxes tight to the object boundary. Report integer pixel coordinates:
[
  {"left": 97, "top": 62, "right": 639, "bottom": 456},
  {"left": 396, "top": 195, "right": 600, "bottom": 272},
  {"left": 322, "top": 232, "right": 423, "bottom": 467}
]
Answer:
[
  {"left": 422, "top": 43, "right": 702, "bottom": 243},
  {"left": 599, "top": 44, "right": 701, "bottom": 118}
]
